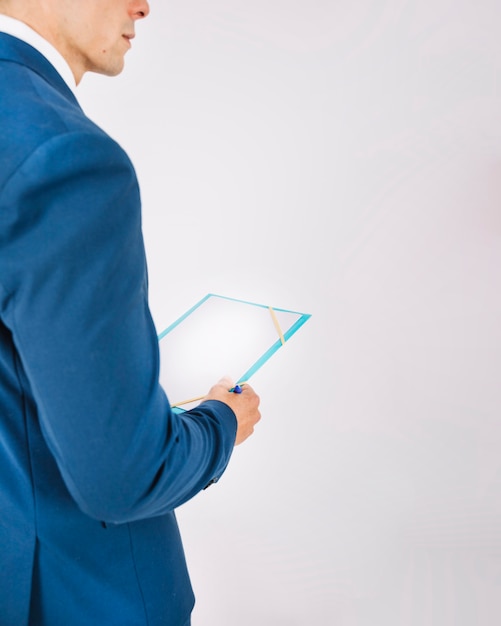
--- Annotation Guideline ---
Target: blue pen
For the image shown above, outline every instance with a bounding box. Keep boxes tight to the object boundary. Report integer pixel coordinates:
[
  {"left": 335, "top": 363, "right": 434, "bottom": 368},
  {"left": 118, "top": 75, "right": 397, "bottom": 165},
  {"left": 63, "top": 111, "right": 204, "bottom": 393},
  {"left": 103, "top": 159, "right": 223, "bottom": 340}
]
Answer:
[{"left": 229, "top": 384, "right": 243, "bottom": 394}]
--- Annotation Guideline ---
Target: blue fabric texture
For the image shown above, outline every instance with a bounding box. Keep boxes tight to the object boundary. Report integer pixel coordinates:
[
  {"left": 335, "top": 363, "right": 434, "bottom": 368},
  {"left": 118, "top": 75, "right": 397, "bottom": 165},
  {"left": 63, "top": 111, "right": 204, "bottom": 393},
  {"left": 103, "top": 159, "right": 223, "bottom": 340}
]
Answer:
[{"left": 0, "top": 33, "right": 237, "bottom": 625}]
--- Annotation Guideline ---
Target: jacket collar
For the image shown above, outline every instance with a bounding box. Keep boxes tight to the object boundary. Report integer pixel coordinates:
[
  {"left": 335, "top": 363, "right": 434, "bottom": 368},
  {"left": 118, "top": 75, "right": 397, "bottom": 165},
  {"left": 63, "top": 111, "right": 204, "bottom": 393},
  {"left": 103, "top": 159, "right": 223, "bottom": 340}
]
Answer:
[{"left": 0, "top": 32, "right": 79, "bottom": 106}]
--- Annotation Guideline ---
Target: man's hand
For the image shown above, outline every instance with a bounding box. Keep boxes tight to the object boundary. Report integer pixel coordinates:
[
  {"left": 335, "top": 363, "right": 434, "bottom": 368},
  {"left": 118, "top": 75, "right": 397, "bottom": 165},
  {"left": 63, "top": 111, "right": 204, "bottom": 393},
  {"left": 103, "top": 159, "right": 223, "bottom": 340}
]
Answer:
[{"left": 204, "top": 377, "right": 261, "bottom": 445}]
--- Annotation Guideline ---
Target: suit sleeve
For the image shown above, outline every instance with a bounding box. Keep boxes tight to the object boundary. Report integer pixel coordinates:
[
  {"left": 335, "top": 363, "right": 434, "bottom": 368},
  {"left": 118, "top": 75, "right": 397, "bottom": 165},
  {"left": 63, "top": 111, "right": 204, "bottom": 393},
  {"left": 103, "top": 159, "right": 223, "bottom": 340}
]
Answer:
[{"left": 0, "top": 130, "right": 237, "bottom": 523}]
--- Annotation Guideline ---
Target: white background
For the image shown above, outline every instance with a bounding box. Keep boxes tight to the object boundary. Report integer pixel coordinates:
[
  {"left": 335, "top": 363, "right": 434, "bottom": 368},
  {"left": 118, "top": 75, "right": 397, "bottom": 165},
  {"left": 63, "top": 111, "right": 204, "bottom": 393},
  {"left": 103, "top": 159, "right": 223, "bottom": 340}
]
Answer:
[{"left": 78, "top": 1, "right": 501, "bottom": 624}]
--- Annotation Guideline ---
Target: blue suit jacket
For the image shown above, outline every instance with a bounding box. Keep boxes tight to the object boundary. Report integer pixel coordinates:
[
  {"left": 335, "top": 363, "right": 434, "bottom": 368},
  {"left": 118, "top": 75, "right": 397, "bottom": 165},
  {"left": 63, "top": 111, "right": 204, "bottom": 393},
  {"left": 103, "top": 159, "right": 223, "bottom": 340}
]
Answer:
[{"left": 0, "top": 33, "right": 237, "bottom": 625}]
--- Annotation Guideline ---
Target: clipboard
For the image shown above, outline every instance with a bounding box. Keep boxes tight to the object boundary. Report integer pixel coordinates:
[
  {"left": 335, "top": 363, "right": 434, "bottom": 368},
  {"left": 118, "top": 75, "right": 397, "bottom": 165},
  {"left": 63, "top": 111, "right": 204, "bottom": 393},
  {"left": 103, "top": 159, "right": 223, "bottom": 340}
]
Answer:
[{"left": 158, "top": 294, "right": 311, "bottom": 412}]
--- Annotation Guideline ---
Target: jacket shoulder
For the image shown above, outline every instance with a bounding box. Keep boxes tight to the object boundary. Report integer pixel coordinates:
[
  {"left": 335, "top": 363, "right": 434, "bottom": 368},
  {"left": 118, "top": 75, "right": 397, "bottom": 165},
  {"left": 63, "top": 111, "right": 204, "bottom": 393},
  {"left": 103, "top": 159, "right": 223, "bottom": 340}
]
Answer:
[{"left": 0, "top": 56, "right": 107, "bottom": 186}]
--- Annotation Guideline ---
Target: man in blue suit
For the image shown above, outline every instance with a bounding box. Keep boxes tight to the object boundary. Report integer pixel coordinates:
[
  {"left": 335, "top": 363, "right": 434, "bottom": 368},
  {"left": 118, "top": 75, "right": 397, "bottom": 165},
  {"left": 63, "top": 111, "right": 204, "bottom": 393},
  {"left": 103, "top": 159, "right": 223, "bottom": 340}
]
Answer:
[{"left": 0, "top": 1, "right": 261, "bottom": 624}]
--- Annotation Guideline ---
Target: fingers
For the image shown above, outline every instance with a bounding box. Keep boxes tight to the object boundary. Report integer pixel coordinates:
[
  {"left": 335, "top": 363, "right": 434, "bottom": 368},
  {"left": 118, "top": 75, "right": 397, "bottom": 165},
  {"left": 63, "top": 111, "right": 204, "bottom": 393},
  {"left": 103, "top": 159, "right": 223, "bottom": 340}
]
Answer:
[{"left": 204, "top": 377, "right": 261, "bottom": 446}]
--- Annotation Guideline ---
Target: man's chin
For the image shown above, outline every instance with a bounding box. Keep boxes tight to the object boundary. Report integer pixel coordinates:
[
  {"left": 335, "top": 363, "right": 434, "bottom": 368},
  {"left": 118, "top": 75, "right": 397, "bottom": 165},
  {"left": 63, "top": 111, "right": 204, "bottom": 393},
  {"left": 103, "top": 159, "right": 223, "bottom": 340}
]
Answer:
[
  {"left": 101, "top": 61, "right": 126, "bottom": 78},
  {"left": 87, "top": 57, "right": 126, "bottom": 80}
]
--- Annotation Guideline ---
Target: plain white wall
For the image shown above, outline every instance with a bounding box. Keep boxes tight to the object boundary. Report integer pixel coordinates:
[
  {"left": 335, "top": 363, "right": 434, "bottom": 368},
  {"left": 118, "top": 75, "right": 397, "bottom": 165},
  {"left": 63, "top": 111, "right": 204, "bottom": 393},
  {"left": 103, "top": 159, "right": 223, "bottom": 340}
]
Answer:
[{"left": 78, "top": 1, "right": 501, "bottom": 624}]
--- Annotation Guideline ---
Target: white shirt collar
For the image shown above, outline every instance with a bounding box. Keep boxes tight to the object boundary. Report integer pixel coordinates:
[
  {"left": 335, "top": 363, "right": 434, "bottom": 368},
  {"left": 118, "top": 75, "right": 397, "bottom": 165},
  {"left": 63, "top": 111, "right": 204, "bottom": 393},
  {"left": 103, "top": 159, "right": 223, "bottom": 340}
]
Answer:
[{"left": 0, "top": 14, "right": 77, "bottom": 93}]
